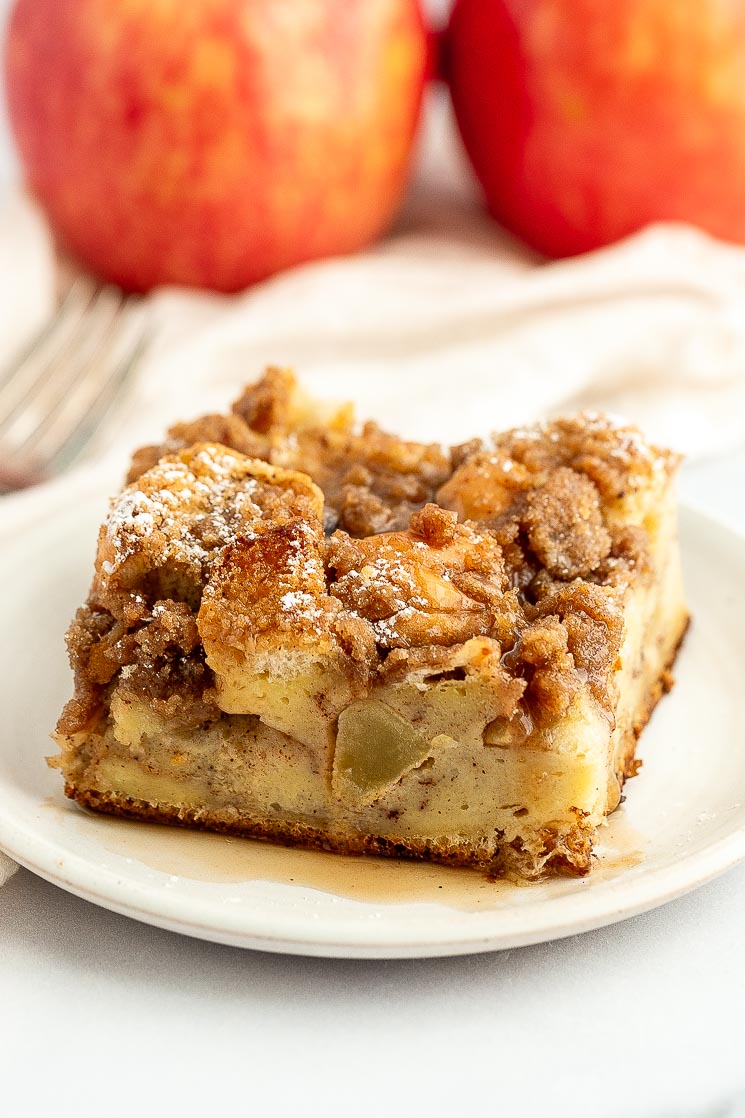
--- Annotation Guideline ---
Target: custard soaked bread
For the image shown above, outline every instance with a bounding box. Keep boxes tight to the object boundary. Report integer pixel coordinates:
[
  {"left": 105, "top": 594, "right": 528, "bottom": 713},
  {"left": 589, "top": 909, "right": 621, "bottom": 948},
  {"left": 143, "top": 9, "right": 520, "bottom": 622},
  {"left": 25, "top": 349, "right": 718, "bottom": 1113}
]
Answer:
[{"left": 52, "top": 370, "right": 689, "bottom": 878}]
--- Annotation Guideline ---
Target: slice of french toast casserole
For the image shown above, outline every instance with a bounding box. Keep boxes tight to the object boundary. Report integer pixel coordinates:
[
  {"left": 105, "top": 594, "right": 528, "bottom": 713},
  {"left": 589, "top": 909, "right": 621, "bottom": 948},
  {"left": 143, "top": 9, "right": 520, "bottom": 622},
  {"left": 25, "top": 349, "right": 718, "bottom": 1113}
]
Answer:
[{"left": 52, "top": 369, "right": 688, "bottom": 879}]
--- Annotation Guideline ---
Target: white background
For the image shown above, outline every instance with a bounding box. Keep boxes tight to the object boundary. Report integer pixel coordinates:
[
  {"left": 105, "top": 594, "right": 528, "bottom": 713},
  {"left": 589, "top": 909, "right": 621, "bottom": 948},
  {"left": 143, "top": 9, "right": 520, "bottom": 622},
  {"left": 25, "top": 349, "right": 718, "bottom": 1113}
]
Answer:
[{"left": 2, "top": 3, "right": 745, "bottom": 1117}]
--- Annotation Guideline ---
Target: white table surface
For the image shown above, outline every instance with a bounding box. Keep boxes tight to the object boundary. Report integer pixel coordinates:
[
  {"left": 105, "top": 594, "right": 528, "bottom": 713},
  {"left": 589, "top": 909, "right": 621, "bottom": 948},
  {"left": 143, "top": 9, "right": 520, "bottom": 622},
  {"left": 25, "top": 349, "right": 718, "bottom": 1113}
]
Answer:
[{"left": 2, "top": 2, "right": 745, "bottom": 1115}]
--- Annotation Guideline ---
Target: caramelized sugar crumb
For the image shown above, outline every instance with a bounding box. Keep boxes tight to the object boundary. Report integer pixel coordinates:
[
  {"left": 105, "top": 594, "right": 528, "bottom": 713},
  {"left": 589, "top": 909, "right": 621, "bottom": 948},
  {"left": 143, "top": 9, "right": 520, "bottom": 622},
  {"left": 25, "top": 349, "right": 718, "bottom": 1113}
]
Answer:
[
  {"left": 439, "top": 412, "right": 676, "bottom": 524},
  {"left": 281, "top": 420, "right": 452, "bottom": 535},
  {"left": 57, "top": 605, "right": 121, "bottom": 735},
  {"left": 135, "top": 600, "right": 201, "bottom": 663},
  {"left": 594, "top": 524, "right": 652, "bottom": 589},
  {"left": 58, "top": 600, "right": 217, "bottom": 738}
]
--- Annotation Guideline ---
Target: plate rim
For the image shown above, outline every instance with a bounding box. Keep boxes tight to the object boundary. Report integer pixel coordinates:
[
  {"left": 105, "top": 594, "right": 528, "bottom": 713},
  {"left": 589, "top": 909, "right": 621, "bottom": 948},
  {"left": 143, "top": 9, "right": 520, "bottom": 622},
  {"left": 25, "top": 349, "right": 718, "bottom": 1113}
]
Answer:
[
  {"left": 1, "top": 480, "right": 744, "bottom": 958},
  {"left": 2, "top": 805, "right": 745, "bottom": 958}
]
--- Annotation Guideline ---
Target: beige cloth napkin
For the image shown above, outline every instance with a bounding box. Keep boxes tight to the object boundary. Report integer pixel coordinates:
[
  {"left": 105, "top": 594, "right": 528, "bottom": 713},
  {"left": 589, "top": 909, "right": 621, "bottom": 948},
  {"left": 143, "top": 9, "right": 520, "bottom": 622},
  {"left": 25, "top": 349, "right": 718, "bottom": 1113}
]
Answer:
[{"left": 3, "top": 93, "right": 745, "bottom": 883}]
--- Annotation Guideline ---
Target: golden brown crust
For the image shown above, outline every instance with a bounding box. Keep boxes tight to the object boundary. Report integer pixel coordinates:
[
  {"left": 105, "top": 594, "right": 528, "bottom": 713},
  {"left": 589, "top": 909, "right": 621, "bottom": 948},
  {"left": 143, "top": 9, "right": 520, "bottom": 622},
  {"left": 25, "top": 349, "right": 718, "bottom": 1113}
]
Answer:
[
  {"left": 64, "top": 784, "right": 595, "bottom": 878},
  {"left": 200, "top": 519, "right": 331, "bottom": 646}
]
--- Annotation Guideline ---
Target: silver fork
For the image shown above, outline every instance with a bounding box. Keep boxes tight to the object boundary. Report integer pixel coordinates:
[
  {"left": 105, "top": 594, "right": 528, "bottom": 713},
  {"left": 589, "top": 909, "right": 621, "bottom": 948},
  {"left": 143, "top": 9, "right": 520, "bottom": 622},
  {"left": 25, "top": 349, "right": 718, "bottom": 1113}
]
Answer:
[{"left": 0, "top": 276, "right": 149, "bottom": 493}]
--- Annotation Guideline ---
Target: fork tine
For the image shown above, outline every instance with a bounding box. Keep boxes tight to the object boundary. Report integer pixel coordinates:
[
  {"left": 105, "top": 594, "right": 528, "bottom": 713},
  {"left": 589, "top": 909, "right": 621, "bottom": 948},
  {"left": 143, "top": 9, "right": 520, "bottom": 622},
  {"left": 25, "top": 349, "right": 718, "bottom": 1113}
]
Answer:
[
  {"left": 0, "top": 275, "right": 151, "bottom": 492},
  {"left": 3, "top": 288, "right": 127, "bottom": 452},
  {"left": 28, "top": 308, "right": 150, "bottom": 473},
  {"left": 0, "top": 285, "right": 126, "bottom": 448},
  {"left": 0, "top": 276, "right": 100, "bottom": 413}
]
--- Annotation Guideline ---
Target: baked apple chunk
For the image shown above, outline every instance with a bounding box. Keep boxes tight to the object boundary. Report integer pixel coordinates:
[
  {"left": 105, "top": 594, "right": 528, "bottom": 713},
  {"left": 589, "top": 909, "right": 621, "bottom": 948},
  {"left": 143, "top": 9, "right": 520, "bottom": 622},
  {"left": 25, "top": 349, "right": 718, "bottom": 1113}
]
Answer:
[{"left": 52, "top": 370, "right": 689, "bottom": 879}]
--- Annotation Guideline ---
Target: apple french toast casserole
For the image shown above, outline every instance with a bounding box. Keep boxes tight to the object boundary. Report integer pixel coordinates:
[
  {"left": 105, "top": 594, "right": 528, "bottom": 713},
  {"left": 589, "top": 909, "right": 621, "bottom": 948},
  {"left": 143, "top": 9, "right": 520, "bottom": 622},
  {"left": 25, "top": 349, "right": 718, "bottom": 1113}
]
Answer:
[{"left": 51, "top": 369, "right": 689, "bottom": 879}]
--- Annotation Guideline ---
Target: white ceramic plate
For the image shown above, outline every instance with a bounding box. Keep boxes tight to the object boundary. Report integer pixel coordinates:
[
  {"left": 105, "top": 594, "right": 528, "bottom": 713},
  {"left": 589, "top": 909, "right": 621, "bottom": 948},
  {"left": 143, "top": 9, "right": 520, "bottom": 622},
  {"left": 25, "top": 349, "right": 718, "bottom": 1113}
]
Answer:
[{"left": 1, "top": 476, "right": 744, "bottom": 958}]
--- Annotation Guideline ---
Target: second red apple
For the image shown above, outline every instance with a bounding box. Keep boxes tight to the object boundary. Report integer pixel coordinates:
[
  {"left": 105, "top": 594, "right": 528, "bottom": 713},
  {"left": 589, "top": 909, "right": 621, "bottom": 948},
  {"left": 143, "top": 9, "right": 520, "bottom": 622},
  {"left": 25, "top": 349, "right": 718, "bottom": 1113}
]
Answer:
[{"left": 448, "top": 0, "right": 745, "bottom": 256}]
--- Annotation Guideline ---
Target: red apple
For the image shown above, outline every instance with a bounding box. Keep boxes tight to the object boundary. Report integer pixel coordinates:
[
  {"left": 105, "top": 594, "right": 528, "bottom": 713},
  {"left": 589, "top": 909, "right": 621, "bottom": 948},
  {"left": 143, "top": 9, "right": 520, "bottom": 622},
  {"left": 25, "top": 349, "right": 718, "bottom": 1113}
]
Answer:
[
  {"left": 448, "top": 0, "right": 745, "bottom": 257},
  {"left": 5, "top": 0, "right": 428, "bottom": 292}
]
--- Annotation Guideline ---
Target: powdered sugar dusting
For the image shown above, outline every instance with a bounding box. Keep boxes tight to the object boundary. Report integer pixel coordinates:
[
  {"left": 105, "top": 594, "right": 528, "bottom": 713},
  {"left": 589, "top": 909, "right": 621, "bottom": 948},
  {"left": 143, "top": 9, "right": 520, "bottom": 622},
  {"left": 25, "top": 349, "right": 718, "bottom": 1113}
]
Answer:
[
  {"left": 275, "top": 523, "right": 328, "bottom": 630},
  {"left": 102, "top": 446, "right": 263, "bottom": 578},
  {"left": 279, "top": 590, "right": 324, "bottom": 622}
]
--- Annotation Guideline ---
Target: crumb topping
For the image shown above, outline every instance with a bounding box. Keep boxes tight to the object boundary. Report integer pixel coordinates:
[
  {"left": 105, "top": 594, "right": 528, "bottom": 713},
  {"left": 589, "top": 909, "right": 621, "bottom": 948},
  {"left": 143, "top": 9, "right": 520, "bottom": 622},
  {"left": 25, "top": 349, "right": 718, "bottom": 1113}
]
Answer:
[
  {"left": 128, "top": 368, "right": 451, "bottom": 537},
  {"left": 326, "top": 513, "right": 512, "bottom": 651},
  {"left": 439, "top": 411, "right": 676, "bottom": 524},
  {"left": 56, "top": 369, "right": 680, "bottom": 743},
  {"left": 525, "top": 467, "right": 611, "bottom": 579}
]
